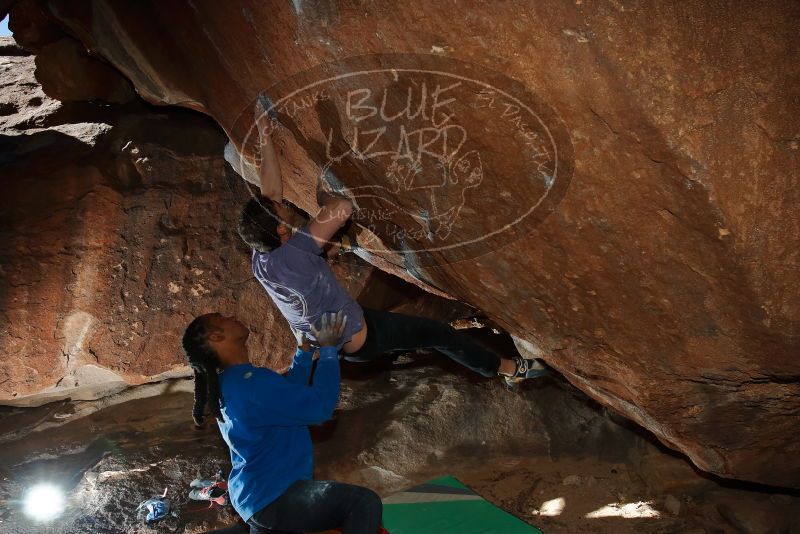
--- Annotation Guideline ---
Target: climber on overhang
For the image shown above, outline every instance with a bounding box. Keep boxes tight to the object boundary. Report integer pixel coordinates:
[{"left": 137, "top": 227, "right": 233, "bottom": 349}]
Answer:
[
  {"left": 183, "top": 310, "right": 385, "bottom": 534},
  {"left": 237, "top": 95, "right": 548, "bottom": 387}
]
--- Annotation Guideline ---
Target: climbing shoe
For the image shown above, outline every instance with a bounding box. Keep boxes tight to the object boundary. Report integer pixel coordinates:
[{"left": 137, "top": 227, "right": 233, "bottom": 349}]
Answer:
[
  {"left": 137, "top": 488, "right": 170, "bottom": 524},
  {"left": 503, "top": 356, "right": 549, "bottom": 388},
  {"left": 189, "top": 474, "right": 229, "bottom": 506},
  {"left": 142, "top": 498, "right": 169, "bottom": 523}
]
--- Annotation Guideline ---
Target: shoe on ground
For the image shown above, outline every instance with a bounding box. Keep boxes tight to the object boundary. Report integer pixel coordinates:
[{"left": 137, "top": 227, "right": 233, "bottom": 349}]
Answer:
[
  {"left": 189, "top": 477, "right": 216, "bottom": 489},
  {"left": 189, "top": 480, "right": 229, "bottom": 506}
]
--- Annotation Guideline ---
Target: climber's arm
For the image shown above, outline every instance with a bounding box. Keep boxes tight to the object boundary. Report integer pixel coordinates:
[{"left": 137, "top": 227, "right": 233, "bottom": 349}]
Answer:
[
  {"left": 307, "top": 195, "right": 353, "bottom": 248},
  {"left": 255, "top": 105, "right": 283, "bottom": 201}
]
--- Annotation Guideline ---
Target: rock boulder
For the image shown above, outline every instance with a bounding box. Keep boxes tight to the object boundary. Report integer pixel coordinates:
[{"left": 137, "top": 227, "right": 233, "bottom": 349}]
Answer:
[
  {"left": 0, "top": 43, "right": 294, "bottom": 406},
  {"left": 4, "top": 0, "right": 800, "bottom": 487}
]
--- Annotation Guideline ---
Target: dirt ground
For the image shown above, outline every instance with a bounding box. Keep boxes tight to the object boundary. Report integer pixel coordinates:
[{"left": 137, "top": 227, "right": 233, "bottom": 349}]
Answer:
[{"left": 1, "top": 354, "right": 798, "bottom": 533}]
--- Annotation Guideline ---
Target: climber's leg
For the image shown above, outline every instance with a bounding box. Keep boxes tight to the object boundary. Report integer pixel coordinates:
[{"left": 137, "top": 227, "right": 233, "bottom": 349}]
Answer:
[
  {"left": 344, "top": 308, "right": 545, "bottom": 379},
  {"left": 247, "top": 479, "right": 382, "bottom": 534}
]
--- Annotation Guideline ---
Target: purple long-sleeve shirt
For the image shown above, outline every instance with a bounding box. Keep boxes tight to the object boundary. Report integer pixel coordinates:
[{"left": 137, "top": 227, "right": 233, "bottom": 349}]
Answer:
[{"left": 251, "top": 227, "right": 364, "bottom": 348}]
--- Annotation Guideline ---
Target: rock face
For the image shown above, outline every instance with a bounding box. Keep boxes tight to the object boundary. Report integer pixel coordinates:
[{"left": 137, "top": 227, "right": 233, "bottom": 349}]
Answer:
[
  {"left": 34, "top": 36, "right": 135, "bottom": 103},
  {"left": 0, "top": 42, "right": 294, "bottom": 406},
  {"left": 3, "top": 0, "right": 799, "bottom": 487}
]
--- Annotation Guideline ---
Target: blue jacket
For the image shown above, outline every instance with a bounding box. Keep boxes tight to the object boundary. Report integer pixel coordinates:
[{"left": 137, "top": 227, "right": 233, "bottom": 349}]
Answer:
[{"left": 216, "top": 346, "right": 340, "bottom": 521}]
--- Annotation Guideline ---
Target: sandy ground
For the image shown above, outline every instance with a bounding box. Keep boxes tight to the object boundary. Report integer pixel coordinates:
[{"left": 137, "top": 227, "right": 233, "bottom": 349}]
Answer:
[{"left": 1, "top": 355, "right": 798, "bottom": 533}]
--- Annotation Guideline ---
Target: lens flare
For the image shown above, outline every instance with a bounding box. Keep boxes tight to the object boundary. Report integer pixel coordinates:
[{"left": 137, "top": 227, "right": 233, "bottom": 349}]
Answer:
[{"left": 23, "top": 484, "right": 65, "bottom": 521}]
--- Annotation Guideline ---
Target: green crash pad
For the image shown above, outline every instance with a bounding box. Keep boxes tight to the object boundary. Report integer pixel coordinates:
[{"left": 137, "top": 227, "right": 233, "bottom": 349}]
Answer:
[{"left": 382, "top": 475, "right": 543, "bottom": 533}]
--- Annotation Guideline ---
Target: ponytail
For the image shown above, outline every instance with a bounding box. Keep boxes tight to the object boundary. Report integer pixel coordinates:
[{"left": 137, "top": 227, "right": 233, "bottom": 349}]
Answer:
[
  {"left": 191, "top": 368, "right": 208, "bottom": 426},
  {"left": 206, "top": 368, "right": 223, "bottom": 421},
  {"left": 183, "top": 315, "right": 224, "bottom": 426}
]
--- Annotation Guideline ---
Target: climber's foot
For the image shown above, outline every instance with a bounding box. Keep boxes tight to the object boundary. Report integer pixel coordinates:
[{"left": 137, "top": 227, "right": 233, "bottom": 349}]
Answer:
[{"left": 503, "top": 356, "right": 549, "bottom": 388}]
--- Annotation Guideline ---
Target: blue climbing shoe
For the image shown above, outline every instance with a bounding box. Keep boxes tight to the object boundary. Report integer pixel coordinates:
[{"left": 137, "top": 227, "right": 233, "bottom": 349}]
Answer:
[{"left": 138, "top": 497, "right": 169, "bottom": 523}]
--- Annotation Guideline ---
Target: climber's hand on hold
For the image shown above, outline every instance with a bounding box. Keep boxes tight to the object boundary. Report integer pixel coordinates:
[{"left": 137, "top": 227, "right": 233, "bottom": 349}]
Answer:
[{"left": 255, "top": 113, "right": 274, "bottom": 142}]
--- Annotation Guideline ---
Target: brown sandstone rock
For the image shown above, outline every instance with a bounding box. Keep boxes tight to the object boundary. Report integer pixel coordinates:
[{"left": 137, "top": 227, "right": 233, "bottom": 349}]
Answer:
[
  {"left": 34, "top": 37, "right": 135, "bottom": 103},
  {"left": 4, "top": 0, "right": 800, "bottom": 487},
  {"left": 7, "top": 0, "right": 63, "bottom": 52},
  {"left": 0, "top": 44, "right": 294, "bottom": 406},
  {"left": 0, "top": 0, "right": 12, "bottom": 19}
]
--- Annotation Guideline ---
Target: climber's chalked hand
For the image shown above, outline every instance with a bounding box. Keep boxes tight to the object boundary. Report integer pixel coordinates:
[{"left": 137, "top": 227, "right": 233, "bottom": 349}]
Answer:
[{"left": 309, "top": 311, "right": 347, "bottom": 348}]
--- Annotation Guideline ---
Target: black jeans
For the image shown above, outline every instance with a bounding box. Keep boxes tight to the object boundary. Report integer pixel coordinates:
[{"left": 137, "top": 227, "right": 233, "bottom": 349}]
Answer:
[
  {"left": 247, "top": 479, "right": 382, "bottom": 534},
  {"left": 346, "top": 308, "right": 501, "bottom": 377}
]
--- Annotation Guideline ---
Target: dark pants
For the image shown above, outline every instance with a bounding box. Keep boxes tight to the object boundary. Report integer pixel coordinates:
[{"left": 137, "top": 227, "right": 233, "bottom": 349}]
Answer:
[
  {"left": 346, "top": 308, "right": 501, "bottom": 377},
  {"left": 247, "top": 479, "right": 382, "bottom": 534}
]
